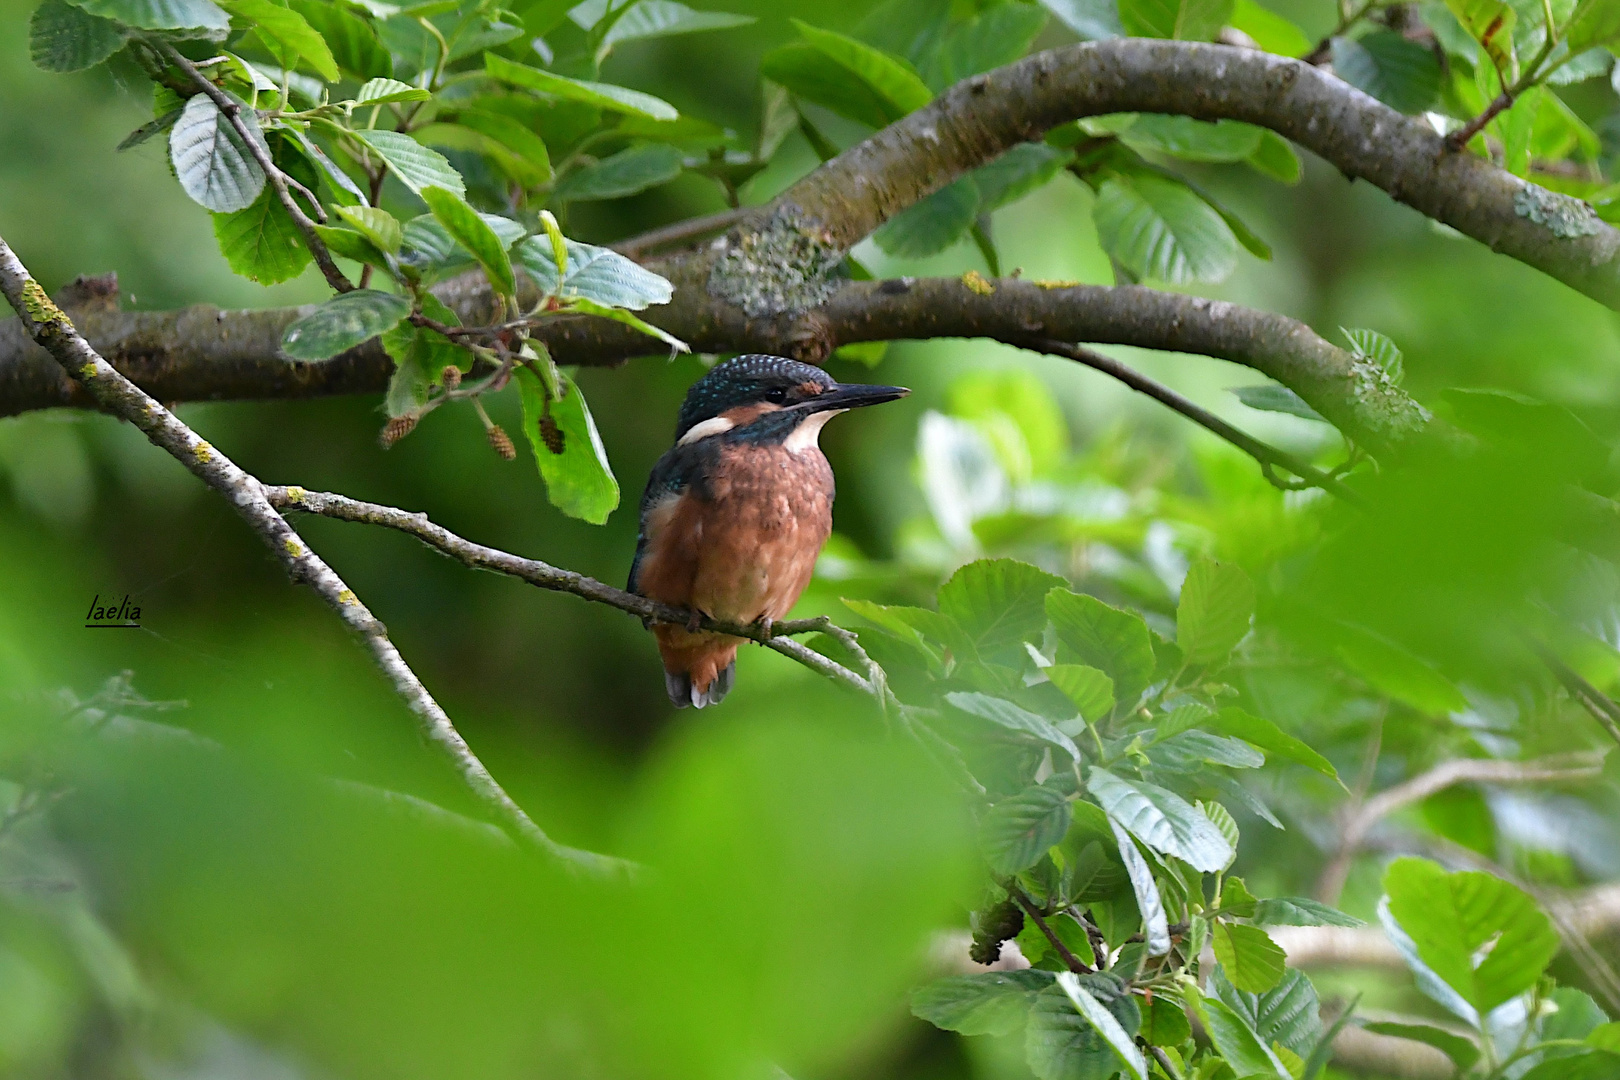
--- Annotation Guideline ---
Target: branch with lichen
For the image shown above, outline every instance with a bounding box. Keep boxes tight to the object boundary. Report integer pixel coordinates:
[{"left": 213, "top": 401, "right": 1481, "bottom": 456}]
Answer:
[{"left": 0, "top": 231, "right": 621, "bottom": 877}]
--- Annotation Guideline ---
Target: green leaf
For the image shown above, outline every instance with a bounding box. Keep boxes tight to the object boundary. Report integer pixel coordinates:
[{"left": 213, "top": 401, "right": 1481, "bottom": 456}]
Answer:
[
  {"left": 1041, "top": 0, "right": 1126, "bottom": 38},
  {"left": 356, "top": 77, "right": 429, "bottom": 103},
  {"left": 420, "top": 186, "right": 515, "bottom": 297},
  {"left": 1177, "top": 557, "right": 1255, "bottom": 666},
  {"left": 1087, "top": 767, "right": 1234, "bottom": 872},
  {"left": 1141, "top": 994, "right": 1192, "bottom": 1046},
  {"left": 553, "top": 143, "right": 684, "bottom": 201},
  {"left": 383, "top": 348, "right": 428, "bottom": 419},
  {"left": 281, "top": 289, "right": 411, "bottom": 361},
  {"left": 1230, "top": 0, "right": 1312, "bottom": 54},
  {"left": 353, "top": 129, "right": 464, "bottom": 196},
  {"left": 1519, "top": 1051, "right": 1620, "bottom": 1080},
  {"left": 213, "top": 188, "right": 310, "bottom": 284},
  {"left": 1093, "top": 173, "right": 1238, "bottom": 284},
  {"left": 974, "top": 143, "right": 1071, "bottom": 212},
  {"left": 1212, "top": 923, "right": 1287, "bottom": 993},
  {"left": 1247, "top": 130, "right": 1303, "bottom": 183},
  {"left": 1330, "top": 31, "right": 1442, "bottom": 113},
  {"left": 333, "top": 205, "right": 402, "bottom": 255},
  {"left": 63, "top": 0, "right": 227, "bottom": 32},
  {"left": 912, "top": 970, "right": 1052, "bottom": 1036},
  {"left": 29, "top": 0, "right": 127, "bottom": 71},
  {"left": 1545, "top": 988, "right": 1611, "bottom": 1042},
  {"left": 1046, "top": 665, "right": 1115, "bottom": 722},
  {"left": 1362, "top": 1022, "right": 1481, "bottom": 1069},
  {"left": 1231, "top": 383, "right": 1327, "bottom": 422},
  {"left": 1188, "top": 988, "right": 1293, "bottom": 1079},
  {"left": 841, "top": 599, "right": 973, "bottom": 660},
  {"left": 1026, "top": 977, "right": 1142, "bottom": 1080},
  {"left": 945, "top": 692, "right": 1082, "bottom": 761},
  {"left": 1055, "top": 972, "right": 1149, "bottom": 1080},
  {"left": 1118, "top": 0, "right": 1233, "bottom": 39},
  {"left": 873, "top": 177, "right": 980, "bottom": 257},
  {"left": 1342, "top": 326, "right": 1404, "bottom": 381},
  {"left": 596, "top": 0, "right": 754, "bottom": 62},
  {"left": 1564, "top": 0, "right": 1620, "bottom": 53},
  {"left": 1149, "top": 730, "right": 1264, "bottom": 771},
  {"left": 1445, "top": 0, "right": 1517, "bottom": 72},
  {"left": 939, "top": 559, "right": 1067, "bottom": 659},
  {"left": 289, "top": 0, "right": 391, "bottom": 80},
  {"left": 513, "top": 236, "right": 673, "bottom": 309},
  {"left": 1249, "top": 896, "right": 1361, "bottom": 927},
  {"left": 930, "top": 2, "right": 1048, "bottom": 86},
  {"left": 760, "top": 44, "right": 895, "bottom": 129},
  {"left": 453, "top": 108, "right": 551, "bottom": 182},
  {"left": 313, "top": 225, "right": 390, "bottom": 268},
  {"left": 983, "top": 785, "right": 1075, "bottom": 876},
  {"left": 219, "top": 0, "right": 338, "bottom": 81},
  {"left": 1383, "top": 857, "right": 1560, "bottom": 1013},
  {"left": 1334, "top": 624, "right": 1468, "bottom": 713},
  {"left": 1588, "top": 1023, "right": 1620, "bottom": 1052},
  {"left": 566, "top": 297, "right": 686, "bottom": 352},
  {"left": 1117, "top": 115, "right": 1265, "bottom": 162},
  {"left": 1210, "top": 967, "right": 1322, "bottom": 1059},
  {"left": 381, "top": 301, "right": 461, "bottom": 415},
  {"left": 1046, "top": 590, "right": 1155, "bottom": 708},
  {"left": 169, "top": 92, "right": 267, "bottom": 213},
  {"left": 1110, "top": 820, "right": 1171, "bottom": 955},
  {"left": 515, "top": 366, "right": 620, "bottom": 525},
  {"left": 1211, "top": 708, "right": 1338, "bottom": 780},
  {"left": 1202, "top": 802, "right": 1241, "bottom": 868},
  {"left": 791, "top": 19, "right": 933, "bottom": 121},
  {"left": 483, "top": 53, "right": 678, "bottom": 120}
]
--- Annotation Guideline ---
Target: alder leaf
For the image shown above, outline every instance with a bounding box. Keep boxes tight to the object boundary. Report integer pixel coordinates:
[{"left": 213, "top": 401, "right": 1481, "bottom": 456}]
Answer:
[
  {"left": 1212, "top": 922, "right": 1287, "bottom": 993},
  {"left": 1176, "top": 557, "right": 1255, "bottom": 666},
  {"left": 421, "top": 185, "right": 515, "bottom": 297},
  {"left": 213, "top": 188, "right": 310, "bottom": 284},
  {"left": 219, "top": 0, "right": 339, "bottom": 81},
  {"left": 64, "top": 0, "right": 228, "bottom": 33},
  {"left": 29, "top": 0, "right": 127, "bottom": 72},
  {"left": 1331, "top": 31, "right": 1442, "bottom": 114},
  {"left": 483, "top": 53, "right": 678, "bottom": 120},
  {"left": 1093, "top": 172, "right": 1238, "bottom": 284},
  {"left": 281, "top": 289, "right": 412, "bottom": 361},
  {"left": 873, "top": 178, "right": 981, "bottom": 257},
  {"left": 355, "top": 77, "right": 430, "bottom": 104},
  {"left": 981, "top": 784, "right": 1074, "bottom": 876},
  {"left": 515, "top": 366, "right": 620, "bottom": 525},
  {"left": 1117, "top": 0, "right": 1234, "bottom": 40},
  {"left": 353, "top": 129, "right": 465, "bottom": 196},
  {"left": 513, "top": 237, "right": 673, "bottom": 309},
  {"left": 170, "top": 92, "right": 267, "bottom": 213},
  {"left": 911, "top": 971, "right": 1051, "bottom": 1037},
  {"left": 553, "top": 143, "right": 684, "bottom": 202},
  {"left": 1055, "top": 972, "right": 1150, "bottom": 1080}
]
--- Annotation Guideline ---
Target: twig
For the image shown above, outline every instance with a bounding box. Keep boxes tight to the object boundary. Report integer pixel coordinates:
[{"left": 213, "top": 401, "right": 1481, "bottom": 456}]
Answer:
[
  {"left": 1447, "top": 91, "right": 1513, "bottom": 151},
  {"left": 156, "top": 42, "right": 354, "bottom": 294},
  {"left": 1026, "top": 338, "right": 1365, "bottom": 505},
  {"left": 610, "top": 207, "right": 751, "bottom": 258},
  {"left": 1535, "top": 643, "right": 1620, "bottom": 750},
  {"left": 259, "top": 485, "right": 882, "bottom": 700},
  {"left": 1009, "top": 884, "right": 1094, "bottom": 973},
  {"left": 0, "top": 233, "right": 623, "bottom": 875}
]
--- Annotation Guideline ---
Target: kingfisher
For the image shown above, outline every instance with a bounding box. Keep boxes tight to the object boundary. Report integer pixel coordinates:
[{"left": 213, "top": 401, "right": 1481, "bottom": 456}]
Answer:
[{"left": 628, "top": 354, "right": 909, "bottom": 708}]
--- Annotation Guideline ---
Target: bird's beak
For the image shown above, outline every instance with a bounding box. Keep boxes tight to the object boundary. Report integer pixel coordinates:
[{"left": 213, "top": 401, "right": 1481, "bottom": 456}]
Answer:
[{"left": 802, "top": 382, "right": 911, "bottom": 412}]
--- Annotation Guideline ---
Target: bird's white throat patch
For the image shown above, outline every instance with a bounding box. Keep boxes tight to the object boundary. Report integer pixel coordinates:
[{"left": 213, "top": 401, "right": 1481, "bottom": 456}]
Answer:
[
  {"left": 785, "top": 408, "right": 845, "bottom": 453},
  {"left": 676, "top": 415, "right": 735, "bottom": 446}
]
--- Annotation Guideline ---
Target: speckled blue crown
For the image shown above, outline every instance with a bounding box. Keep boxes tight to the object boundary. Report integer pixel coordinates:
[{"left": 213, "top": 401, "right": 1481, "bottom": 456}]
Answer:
[{"left": 675, "top": 355, "right": 835, "bottom": 439}]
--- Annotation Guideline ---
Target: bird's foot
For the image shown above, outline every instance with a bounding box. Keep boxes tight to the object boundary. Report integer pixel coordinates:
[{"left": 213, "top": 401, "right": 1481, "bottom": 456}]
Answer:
[
  {"left": 685, "top": 608, "right": 704, "bottom": 633},
  {"left": 753, "top": 616, "right": 775, "bottom": 639}
]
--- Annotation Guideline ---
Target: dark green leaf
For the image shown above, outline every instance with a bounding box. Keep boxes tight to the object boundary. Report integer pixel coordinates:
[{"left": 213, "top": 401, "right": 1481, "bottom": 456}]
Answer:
[
  {"left": 170, "top": 92, "right": 266, "bottom": 213},
  {"left": 355, "top": 77, "right": 429, "bottom": 104},
  {"left": 553, "top": 143, "right": 683, "bottom": 201},
  {"left": 596, "top": 0, "right": 754, "bottom": 62},
  {"left": 1117, "top": 0, "right": 1233, "bottom": 39},
  {"left": 1212, "top": 923, "right": 1287, "bottom": 993},
  {"left": 929, "top": 3, "right": 1048, "bottom": 86},
  {"left": 421, "top": 185, "right": 515, "bottom": 297},
  {"left": 1093, "top": 172, "right": 1238, "bottom": 284},
  {"left": 1040, "top": 0, "right": 1126, "bottom": 39},
  {"left": 1363, "top": 1022, "right": 1481, "bottom": 1069},
  {"left": 1231, "top": 383, "right": 1327, "bottom": 422},
  {"left": 353, "top": 129, "right": 464, "bottom": 195},
  {"left": 791, "top": 18, "right": 933, "bottom": 121},
  {"left": 939, "top": 559, "right": 1067, "bottom": 659},
  {"left": 1087, "top": 767, "right": 1234, "bottom": 872},
  {"left": 1330, "top": 32, "right": 1442, "bottom": 114},
  {"left": 1251, "top": 896, "right": 1362, "bottom": 927},
  {"left": 514, "top": 236, "right": 673, "bottom": 309},
  {"left": 515, "top": 366, "right": 620, "bottom": 524},
  {"left": 983, "top": 785, "right": 1075, "bottom": 876},
  {"left": 1248, "top": 129, "right": 1303, "bottom": 182},
  {"left": 1046, "top": 590, "right": 1155, "bottom": 707},
  {"left": 1109, "top": 821, "right": 1170, "bottom": 955},
  {"left": 333, "top": 205, "right": 402, "bottom": 254},
  {"left": 912, "top": 970, "right": 1052, "bottom": 1036},
  {"left": 483, "top": 53, "right": 678, "bottom": 120},
  {"left": 453, "top": 108, "right": 551, "bottom": 182},
  {"left": 873, "top": 177, "right": 980, "bottom": 257},
  {"left": 974, "top": 143, "right": 1070, "bottom": 212},
  {"left": 29, "top": 0, "right": 127, "bottom": 72},
  {"left": 213, "top": 188, "right": 310, "bottom": 284},
  {"left": 761, "top": 44, "right": 898, "bottom": 129},
  {"left": 1211, "top": 967, "right": 1321, "bottom": 1059},
  {"left": 313, "top": 225, "right": 390, "bottom": 268},
  {"left": 1230, "top": 0, "right": 1312, "bottom": 54},
  {"left": 1518, "top": 1051, "right": 1620, "bottom": 1080},
  {"left": 1177, "top": 557, "right": 1255, "bottom": 665},
  {"left": 1384, "top": 857, "right": 1560, "bottom": 1013},
  {"left": 1117, "top": 115, "right": 1264, "bottom": 161},
  {"left": 1334, "top": 624, "right": 1468, "bottom": 713},
  {"left": 945, "top": 691, "right": 1082, "bottom": 761},
  {"left": 290, "top": 0, "right": 391, "bottom": 79},
  {"left": 1189, "top": 989, "right": 1292, "bottom": 1079},
  {"left": 1026, "top": 976, "right": 1142, "bottom": 1080},
  {"left": 1055, "top": 972, "right": 1149, "bottom": 1080},
  {"left": 281, "top": 289, "right": 411, "bottom": 361},
  {"left": 1149, "top": 730, "right": 1264, "bottom": 771},
  {"left": 64, "top": 0, "right": 227, "bottom": 32}
]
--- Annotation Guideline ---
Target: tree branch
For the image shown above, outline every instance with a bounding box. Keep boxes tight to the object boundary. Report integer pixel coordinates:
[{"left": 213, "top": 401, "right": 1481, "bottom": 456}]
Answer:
[
  {"left": 0, "top": 233, "right": 618, "bottom": 876},
  {"left": 259, "top": 485, "right": 884, "bottom": 699}
]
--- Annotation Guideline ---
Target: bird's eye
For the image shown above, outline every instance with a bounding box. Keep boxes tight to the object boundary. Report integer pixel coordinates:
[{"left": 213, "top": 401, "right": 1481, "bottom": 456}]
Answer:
[{"left": 764, "top": 387, "right": 789, "bottom": 404}]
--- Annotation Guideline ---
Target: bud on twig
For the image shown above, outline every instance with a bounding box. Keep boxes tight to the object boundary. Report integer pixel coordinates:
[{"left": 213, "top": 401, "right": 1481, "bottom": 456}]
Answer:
[
  {"left": 380, "top": 414, "right": 418, "bottom": 447},
  {"left": 441, "top": 366, "right": 462, "bottom": 391},
  {"left": 489, "top": 424, "right": 516, "bottom": 460}
]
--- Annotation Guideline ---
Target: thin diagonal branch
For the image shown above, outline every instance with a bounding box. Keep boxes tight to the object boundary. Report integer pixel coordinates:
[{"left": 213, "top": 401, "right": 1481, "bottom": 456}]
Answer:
[
  {"left": 0, "top": 233, "right": 621, "bottom": 876},
  {"left": 156, "top": 42, "right": 354, "bottom": 295},
  {"left": 1536, "top": 643, "right": 1620, "bottom": 750},
  {"left": 258, "top": 485, "right": 883, "bottom": 699}
]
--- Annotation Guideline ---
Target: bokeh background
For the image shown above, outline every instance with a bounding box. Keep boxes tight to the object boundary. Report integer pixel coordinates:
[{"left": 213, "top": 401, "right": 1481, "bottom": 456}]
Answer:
[{"left": 5, "top": 0, "right": 1620, "bottom": 1077}]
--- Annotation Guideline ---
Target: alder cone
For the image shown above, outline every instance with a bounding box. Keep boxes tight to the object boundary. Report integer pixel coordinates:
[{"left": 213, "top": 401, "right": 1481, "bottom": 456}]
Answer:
[
  {"left": 380, "top": 415, "right": 418, "bottom": 447},
  {"left": 538, "top": 413, "right": 565, "bottom": 454},
  {"left": 441, "top": 366, "right": 462, "bottom": 390},
  {"left": 489, "top": 424, "right": 517, "bottom": 460}
]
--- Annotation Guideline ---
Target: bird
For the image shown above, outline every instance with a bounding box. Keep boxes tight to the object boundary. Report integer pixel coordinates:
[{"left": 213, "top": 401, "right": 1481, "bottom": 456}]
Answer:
[{"left": 627, "top": 354, "right": 909, "bottom": 709}]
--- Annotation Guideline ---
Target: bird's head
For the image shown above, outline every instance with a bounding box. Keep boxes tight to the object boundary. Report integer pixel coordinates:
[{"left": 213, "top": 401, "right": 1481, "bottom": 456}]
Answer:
[{"left": 673, "top": 354, "right": 909, "bottom": 450}]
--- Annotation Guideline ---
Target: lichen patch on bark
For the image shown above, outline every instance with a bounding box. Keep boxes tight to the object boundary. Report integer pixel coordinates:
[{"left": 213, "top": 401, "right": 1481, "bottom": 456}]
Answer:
[
  {"left": 1513, "top": 185, "right": 1602, "bottom": 240},
  {"left": 707, "top": 205, "right": 845, "bottom": 318}
]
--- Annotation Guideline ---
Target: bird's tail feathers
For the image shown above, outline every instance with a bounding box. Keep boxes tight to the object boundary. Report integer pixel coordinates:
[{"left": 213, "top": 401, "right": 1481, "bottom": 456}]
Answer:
[{"left": 656, "top": 631, "right": 739, "bottom": 708}]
